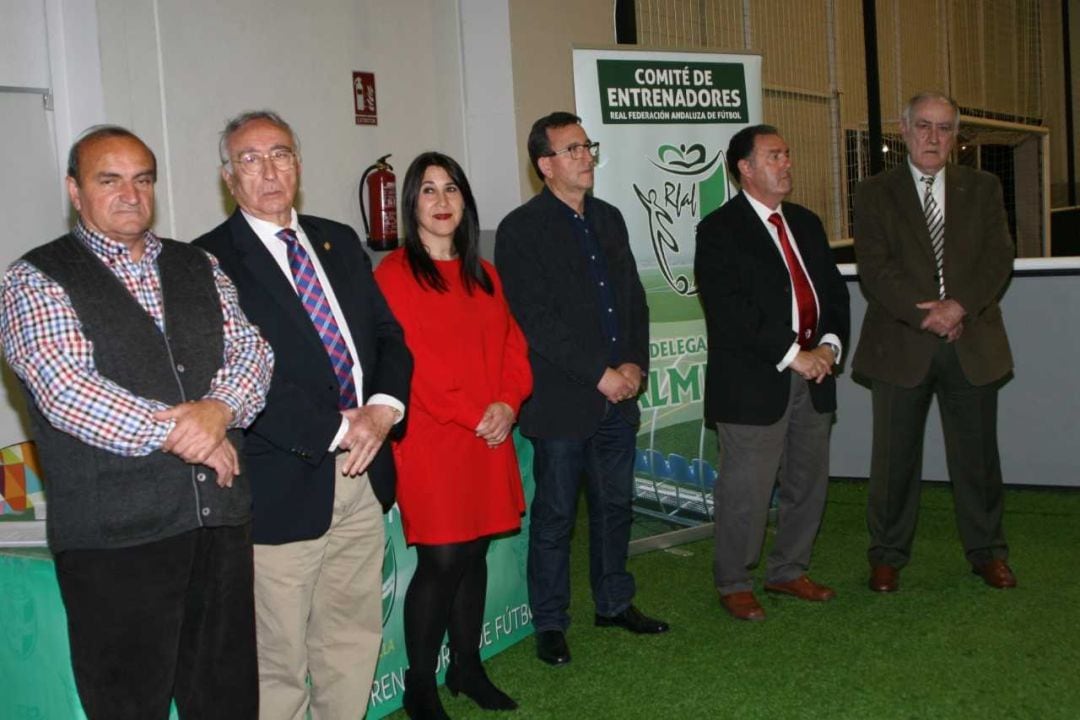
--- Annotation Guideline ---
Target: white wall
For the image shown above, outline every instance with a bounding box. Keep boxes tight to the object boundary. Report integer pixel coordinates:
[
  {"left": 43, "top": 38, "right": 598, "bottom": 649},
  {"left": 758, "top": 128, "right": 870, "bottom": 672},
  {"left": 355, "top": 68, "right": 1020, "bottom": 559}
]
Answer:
[
  {"left": 0, "top": 0, "right": 105, "bottom": 447},
  {"left": 459, "top": 0, "right": 522, "bottom": 232},
  {"left": 95, "top": 0, "right": 469, "bottom": 245},
  {"left": 0, "top": 0, "right": 482, "bottom": 449}
]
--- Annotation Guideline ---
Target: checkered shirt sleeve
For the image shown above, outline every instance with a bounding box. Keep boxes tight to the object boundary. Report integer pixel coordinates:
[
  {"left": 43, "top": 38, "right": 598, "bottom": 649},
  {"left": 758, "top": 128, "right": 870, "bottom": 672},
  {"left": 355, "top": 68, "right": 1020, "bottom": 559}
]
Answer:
[
  {"left": 203, "top": 252, "right": 274, "bottom": 428},
  {"left": 0, "top": 238, "right": 273, "bottom": 457}
]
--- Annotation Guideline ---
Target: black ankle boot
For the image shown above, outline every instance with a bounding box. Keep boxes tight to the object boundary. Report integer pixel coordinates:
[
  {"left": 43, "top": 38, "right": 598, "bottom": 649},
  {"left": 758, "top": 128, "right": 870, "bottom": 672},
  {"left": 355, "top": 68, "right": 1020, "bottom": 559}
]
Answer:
[
  {"left": 445, "top": 652, "right": 518, "bottom": 711},
  {"left": 403, "top": 669, "right": 451, "bottom": 720}
]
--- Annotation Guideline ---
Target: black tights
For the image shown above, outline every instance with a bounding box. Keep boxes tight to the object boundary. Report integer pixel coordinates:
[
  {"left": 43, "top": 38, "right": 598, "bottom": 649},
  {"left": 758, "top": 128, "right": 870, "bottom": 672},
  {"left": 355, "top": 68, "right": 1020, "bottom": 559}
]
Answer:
[{"left": 404, "top": 536, "right": 491, "bottom": 675}]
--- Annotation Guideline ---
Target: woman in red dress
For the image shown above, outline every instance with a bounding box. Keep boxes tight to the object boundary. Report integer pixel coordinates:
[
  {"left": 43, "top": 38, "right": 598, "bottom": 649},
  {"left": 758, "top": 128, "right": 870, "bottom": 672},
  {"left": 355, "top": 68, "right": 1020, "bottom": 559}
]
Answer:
[{"left": 375, "top": 152, "right": 532, "bottom": 720}]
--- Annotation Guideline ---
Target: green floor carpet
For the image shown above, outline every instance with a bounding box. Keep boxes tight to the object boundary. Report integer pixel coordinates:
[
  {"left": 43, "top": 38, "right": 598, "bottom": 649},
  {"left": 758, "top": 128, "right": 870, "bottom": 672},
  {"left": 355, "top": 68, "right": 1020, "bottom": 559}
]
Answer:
[{"left": 388, "top": 481, "right": 1080, "bottom": 719}]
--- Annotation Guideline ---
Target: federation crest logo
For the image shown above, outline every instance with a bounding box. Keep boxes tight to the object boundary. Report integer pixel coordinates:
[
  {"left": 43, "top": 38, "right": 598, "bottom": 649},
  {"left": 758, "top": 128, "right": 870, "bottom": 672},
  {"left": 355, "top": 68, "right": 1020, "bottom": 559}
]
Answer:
[{"left": 632, "top": 143, "right": 730, "bottom": 295}]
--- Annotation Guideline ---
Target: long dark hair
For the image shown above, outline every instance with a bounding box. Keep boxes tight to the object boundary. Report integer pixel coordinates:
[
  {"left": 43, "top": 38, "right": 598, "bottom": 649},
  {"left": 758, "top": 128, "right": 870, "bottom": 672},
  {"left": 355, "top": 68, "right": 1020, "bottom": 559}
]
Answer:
[{"left": 400, "top": 151, "right": 492, "bottom": 295}]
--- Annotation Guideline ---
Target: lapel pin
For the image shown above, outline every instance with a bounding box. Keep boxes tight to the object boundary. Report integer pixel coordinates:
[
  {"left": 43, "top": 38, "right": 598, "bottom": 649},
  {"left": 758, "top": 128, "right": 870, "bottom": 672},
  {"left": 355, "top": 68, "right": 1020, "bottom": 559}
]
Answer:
[{"left": 323, "top": 242, "right": 332, "bottom": 251}]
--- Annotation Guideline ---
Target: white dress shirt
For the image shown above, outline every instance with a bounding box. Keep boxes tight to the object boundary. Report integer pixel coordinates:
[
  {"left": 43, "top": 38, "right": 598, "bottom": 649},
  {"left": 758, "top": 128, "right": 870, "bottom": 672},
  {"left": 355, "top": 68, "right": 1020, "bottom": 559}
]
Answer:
[
  {"left": 241, "top": 209, "right": 403, "bottom": 449},
  {"left": 742, "top": 191, "right": 843, "bottom": 372},
  {"left": 908, "top": 159, "right": 946, "bottom": 217}
]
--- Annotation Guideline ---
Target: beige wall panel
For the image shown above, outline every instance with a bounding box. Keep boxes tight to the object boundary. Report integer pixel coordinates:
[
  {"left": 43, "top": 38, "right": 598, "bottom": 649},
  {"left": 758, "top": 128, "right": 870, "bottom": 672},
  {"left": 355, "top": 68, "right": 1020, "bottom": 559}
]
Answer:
[
  {"left": 635, "top": 0, "right": 745, "bottom": 49},
  {"left": 507, "top": 0, "right": 614, "bottom": 198},
  {"left": 1041, "top": 0, "right": 1067, "bottom": 204},
  {"left": 750, "top": 0, "right": 830, "bottom": 91},
  {"left": 949, "top": 0, "right": 986, "bottom": 110},
  {"left": 874, "top": 0, "right": 902, "bottom": 123},
  {"left": 983, "top": 5, "right": 1021, "bottom": 115},
  {"left": 897, "top": 0, "right": 948, "bottom": 101},
  {"left": 1015, "top": 0, "right": 1044, "bottom": 119},
  {"left": 837, "top": 0, "right": 868, "bottom": 129},
  {"left": 1074, "top": 0, "right": 1080, "bottom": 202},
  {"left": 764, "top": 94, "right": 834, "bottom": 234}
]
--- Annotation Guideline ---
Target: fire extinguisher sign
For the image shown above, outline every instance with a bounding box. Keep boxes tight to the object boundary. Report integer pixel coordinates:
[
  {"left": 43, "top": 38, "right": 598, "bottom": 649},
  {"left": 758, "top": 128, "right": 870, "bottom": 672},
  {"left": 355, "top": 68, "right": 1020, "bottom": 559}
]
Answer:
[{"left": 353, "top": 72, "right": 377, "bottom": 126}]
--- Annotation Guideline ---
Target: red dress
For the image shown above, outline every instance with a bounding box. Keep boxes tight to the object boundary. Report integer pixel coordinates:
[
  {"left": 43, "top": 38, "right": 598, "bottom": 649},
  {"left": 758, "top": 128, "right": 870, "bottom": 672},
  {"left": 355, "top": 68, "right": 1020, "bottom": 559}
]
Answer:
[{"left": 374, "top": 250, "right": 532, "bottom": 545}]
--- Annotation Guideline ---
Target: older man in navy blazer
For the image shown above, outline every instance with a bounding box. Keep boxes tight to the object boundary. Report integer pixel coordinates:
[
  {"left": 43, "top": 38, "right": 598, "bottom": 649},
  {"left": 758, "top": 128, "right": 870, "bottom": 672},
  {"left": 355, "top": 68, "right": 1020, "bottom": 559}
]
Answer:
[
  {"left": 695, "top": 124, "right": 849, "bottom": 621},
  {"left": 195, "top": 110, "right": 410, "bottom": 720}
]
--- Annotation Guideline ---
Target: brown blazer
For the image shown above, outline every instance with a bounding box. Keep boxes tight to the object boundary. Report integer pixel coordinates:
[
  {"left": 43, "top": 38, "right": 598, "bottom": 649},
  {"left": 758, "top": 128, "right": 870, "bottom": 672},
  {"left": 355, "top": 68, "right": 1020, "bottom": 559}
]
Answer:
[{"left": 852, "top": 162, "right": 1014, "bottom": 388}]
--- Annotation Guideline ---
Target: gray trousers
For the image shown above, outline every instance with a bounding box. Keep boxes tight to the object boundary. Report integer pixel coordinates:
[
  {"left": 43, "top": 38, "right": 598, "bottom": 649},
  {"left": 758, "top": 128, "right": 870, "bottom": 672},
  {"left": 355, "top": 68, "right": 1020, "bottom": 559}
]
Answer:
[{"left": 713, "top": 373, "right": 833, "bottom": 594}]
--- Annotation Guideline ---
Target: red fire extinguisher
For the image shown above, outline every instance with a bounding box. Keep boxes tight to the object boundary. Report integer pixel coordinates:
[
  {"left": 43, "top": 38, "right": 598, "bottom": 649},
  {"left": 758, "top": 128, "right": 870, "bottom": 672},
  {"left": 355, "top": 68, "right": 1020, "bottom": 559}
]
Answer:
[{"left": 359, "top": 154, "right": 398, "bottom": 251}]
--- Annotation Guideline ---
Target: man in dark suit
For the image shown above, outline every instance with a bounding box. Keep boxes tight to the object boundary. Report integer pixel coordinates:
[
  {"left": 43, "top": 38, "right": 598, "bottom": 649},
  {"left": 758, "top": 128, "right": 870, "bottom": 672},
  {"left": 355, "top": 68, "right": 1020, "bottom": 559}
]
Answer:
[
  {"left": 495, "top": 111, "right": 668, "bottom": 667},
  {"left": 695, "top": 124, "right": 850, "bottom": 621},
  {"left": 194, "top": 110, "right": 411, "bottom": 720},
  {"left": 853, "top": 91, "right": 1016, "bottom": 593}
]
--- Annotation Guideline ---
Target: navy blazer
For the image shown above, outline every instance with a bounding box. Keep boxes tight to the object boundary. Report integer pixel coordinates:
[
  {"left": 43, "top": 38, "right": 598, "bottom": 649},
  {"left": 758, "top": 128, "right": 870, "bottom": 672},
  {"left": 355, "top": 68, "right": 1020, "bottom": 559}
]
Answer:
[
  {"left": 695, "top": 192, "right": 850, "bottom": 426},
  {"left": 194, "top": 210, "right": 411, "bottom": 544},
  {"left": 495, "top": 188, "right": 649, "bottom": 440}
]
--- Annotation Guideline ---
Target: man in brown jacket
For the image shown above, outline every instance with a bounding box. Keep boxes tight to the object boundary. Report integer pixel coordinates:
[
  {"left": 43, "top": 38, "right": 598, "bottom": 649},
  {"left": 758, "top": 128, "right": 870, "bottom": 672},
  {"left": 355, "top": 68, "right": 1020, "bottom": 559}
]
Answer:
[{"left": 853, "top": 91, "right": 1016, "bottom": 593}]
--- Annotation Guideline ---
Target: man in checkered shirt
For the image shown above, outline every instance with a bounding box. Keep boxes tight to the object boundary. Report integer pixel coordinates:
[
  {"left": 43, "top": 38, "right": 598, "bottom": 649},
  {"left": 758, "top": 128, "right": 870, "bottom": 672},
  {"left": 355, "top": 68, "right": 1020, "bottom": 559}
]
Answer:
[{"left": 0, "top": 125, "right": 273, "bottom": 720}]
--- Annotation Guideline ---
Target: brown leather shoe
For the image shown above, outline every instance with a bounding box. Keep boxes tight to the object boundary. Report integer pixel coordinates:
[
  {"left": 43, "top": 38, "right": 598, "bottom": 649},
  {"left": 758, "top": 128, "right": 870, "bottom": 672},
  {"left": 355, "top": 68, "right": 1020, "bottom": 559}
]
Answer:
[
  {"left": 869, "top": 564, "right": 899, "bottom": 593},
  {"left": 764, "top": 575, "right": 836, "bottom": 601},
  {"left": 719, "top": 591, "right": 765, "bottom": 621},
  {"left": 972, "top": 559, "right": 1017, "bottom": 589}
]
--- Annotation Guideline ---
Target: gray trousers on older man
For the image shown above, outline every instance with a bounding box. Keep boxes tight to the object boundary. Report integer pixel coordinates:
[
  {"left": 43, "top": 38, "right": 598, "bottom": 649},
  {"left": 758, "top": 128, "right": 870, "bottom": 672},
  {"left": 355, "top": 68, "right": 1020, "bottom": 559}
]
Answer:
[{"left": 713, "top": 373, "right": 833, "bottom": 595}]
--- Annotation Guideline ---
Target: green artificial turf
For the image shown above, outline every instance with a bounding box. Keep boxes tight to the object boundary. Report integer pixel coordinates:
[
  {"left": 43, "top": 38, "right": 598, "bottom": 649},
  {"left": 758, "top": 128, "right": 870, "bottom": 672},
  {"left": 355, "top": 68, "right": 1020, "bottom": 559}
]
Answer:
[{"left": 387, "top": 481, "right": 1080, "bottom": 719}]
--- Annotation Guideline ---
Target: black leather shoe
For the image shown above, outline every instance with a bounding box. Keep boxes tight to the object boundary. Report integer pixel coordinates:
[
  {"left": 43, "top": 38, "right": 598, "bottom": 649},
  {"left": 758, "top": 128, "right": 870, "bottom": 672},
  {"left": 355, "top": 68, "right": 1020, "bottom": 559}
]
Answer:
[
  {"left": 446, "top": 652, "right": 518, "bottom": 710},
  {"left": 402, "top": 669, "right": 451, "bottom": 720},
  {"left": 594, "top": 605, "right": 670, "bottom": 634},
  {"left": 535, "top": 629, "right": 571, "bottom": 666}
]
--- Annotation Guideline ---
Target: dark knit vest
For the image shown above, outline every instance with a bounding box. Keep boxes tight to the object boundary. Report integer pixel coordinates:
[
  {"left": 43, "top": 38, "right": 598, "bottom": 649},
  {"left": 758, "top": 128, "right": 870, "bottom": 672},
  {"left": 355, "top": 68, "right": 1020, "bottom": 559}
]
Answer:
[{"left": 21, "top": 235, "right": 249, "bottom": 552}]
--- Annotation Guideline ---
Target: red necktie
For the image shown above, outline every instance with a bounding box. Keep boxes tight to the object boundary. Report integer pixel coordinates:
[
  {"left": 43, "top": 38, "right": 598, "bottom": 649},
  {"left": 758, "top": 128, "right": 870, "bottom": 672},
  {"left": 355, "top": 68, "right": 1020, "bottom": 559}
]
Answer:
[{"left": 767, "top": 212, "right": 817, "bottom": 350}]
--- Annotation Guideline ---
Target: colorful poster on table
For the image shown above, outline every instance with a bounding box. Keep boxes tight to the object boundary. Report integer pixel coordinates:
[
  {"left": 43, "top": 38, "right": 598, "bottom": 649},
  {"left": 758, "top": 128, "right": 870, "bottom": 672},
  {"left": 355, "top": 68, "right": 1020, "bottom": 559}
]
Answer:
[{"left": 572, "top": 48, "right": 762, "bottom": 521}]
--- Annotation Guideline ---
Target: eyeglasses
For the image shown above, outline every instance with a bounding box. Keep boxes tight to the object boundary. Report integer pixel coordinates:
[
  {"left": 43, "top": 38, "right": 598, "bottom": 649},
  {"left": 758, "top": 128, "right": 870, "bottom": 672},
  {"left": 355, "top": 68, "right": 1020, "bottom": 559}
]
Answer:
[
  {"left": 546, "top": 141, "right": 600, "bottom": 161},
  {"left": 230, "top": 148, "right": 298, "bottom": 175}
]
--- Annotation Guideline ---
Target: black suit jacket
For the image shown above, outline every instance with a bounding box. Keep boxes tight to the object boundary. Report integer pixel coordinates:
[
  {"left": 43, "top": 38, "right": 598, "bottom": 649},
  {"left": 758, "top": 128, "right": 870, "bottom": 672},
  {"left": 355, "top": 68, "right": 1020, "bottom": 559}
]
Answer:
[
  {"left": 695, "top": 192, "right": 850, "bottom": 426},
  {"left": 194, "top": 210, "right": 411, "bottom": 544},
  {"left": 495, "top": 188, "right": 649, "bottom": 440}
]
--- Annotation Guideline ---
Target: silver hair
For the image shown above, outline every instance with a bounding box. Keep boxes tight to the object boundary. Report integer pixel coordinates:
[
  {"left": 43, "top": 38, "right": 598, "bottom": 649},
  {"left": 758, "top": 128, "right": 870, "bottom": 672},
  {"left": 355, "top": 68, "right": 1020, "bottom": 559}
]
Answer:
[
  {"left": 218, "top": 110, "right": 300, "bottom": 170},
  {"left": 900, "top": 91, "right": 960, "bottom": 131}
]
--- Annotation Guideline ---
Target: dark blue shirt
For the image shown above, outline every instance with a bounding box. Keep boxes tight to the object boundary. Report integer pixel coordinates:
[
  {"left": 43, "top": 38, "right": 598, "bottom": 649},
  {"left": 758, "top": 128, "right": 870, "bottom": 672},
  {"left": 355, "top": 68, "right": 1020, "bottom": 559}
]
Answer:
[{"left": 562, "top": 197, "right": 620, "bottom": 365}]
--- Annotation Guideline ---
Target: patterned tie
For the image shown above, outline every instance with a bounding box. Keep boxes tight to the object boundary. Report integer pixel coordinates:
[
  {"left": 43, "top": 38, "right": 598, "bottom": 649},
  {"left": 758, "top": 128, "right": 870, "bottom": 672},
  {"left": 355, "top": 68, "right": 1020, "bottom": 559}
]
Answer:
[
  {"left": 921, "top": 175, "right": 946, "bottom": 299},
  {"left": 768, "top": 213, "right": 818, "bottom": 350},
  {"left": 277, "top": 228, "right": 358, "bottom": 409}
]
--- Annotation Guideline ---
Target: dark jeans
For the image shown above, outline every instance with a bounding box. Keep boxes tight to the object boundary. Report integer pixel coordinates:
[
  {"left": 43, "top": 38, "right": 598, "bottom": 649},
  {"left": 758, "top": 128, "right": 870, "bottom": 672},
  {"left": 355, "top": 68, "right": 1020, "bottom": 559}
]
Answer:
[
  {"left": 527, "top": 404, "right": 637, "bottom": 631},
  {"left": 54, "top": 524, "right": 258, "bottom": 720}
]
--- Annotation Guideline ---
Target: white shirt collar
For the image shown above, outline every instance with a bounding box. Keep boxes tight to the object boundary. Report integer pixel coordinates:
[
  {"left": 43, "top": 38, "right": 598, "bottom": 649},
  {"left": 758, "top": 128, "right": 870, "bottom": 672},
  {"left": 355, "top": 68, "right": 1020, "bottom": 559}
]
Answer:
[
  {"left": 742, "top": 189, "right": 784, "bottom": 227},
  {"left": 240, "top": 207, "right": 300, "bottom": 241},
  {"left": 907, "top": 158, "right": 945, "bottom": 189}
]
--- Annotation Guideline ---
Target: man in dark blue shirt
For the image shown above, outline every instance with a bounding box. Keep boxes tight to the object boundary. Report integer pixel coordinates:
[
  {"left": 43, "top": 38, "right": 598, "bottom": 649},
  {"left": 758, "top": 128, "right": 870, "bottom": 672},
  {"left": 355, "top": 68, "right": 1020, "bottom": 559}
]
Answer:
[{"left": 496, "top": 111, "right": 669, "bottom": 668}]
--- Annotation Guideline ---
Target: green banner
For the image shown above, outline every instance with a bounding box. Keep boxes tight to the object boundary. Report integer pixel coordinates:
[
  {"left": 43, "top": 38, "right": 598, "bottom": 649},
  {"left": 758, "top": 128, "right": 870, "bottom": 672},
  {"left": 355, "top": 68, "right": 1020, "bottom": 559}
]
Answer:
[
  {"left": 574, "top": 48, "right": 762, "bottom": 524},
  {"left": 0, "top": 434, "right": 535, "bottom": 719},
  {"left": 597, "top": 59, "right": 749, "bottom": 124},
  {"left": 368, "top": 434, "right": 534, "bottom": 718}
]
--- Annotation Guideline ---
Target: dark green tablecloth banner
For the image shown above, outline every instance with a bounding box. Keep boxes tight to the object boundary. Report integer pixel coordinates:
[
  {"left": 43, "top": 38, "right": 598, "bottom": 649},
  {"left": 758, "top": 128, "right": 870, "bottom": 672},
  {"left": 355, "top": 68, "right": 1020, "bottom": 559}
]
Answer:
[{"left": 0, "top": 434, "right": 535, "bottom": 719}]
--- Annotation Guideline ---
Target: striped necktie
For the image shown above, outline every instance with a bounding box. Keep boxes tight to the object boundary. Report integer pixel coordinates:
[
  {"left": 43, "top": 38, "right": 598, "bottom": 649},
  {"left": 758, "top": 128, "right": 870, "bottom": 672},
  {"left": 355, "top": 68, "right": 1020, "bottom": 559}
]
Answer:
[
  {"left": 277, "top": 228, "right": 358, "bottom": 409},
  {"left": 921, "top": 175, "right": 946, "bottom": 299}
]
